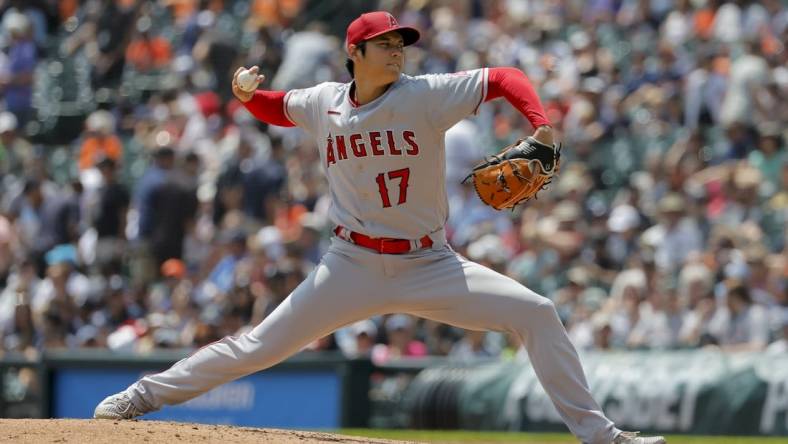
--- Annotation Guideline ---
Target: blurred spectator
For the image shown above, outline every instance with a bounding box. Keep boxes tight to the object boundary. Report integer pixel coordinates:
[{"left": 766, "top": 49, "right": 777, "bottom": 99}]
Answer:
[
  {"left": 743, "top": 245, "right": 776, "bottom": 307},
  {"left": 35, "top": 181, "right": 82, "bottom": 262},
  {"left": 303, "top": 333, "right": 339, "bottom": 353},
  {"left": 198, "top": 229, "right": 248, "bottom": 304},
  {"left": 128, "top": 146, "right": 165, "bottom": 283},
  {"left": 214, "top": 131, "right": 286, "bottom": 225},
  {"left": 557, "top": 266, "right": 592, "bottom": 324},
  {"left": 78, "top": 110, "right": 123, "bottom": 171},
  {"left": 270, "top": 22, "right": 338, "bottom": 90},
  {"left": 190, "top": 10, "right": 239, "bottom": 100},
  {"left": 605, "top": 204, "right": 641, "bottom": 269},
  {"left": 134, "top": 146, "right": 198, "bottom": 270},
  {"left": 627, "top": 278, "right": 685, "bottom": 349},
  {"left": 449, "top": 330, "right": 496, "bottom": 360},
  {"left": 147, "top": 258, "right": 187, "bottom": 313},
  {"left": 422, "top": 320, "right": 462, "bottom": 357},
  {"left": 0, "top": 215, "right": 14, "bottom": 286},
  {"left": 720, "top": 41, "right": 770, "bottom": 127},
  {"left": 6, "top": 302, "right": 37, "bottom": 351},
  {"left": 101, "top": 275, "right": 133, "bottom": 331},
  {"left": 349, "top": 320, "right": 378, "bottom": 358},
  {"left": 63, "top": 0, "right": 138, "bottom": 90},
  {"left": 606, "top": 268, "right": 647, "bottom": 347},
  {"left": 715, "top": 165, "right": 763, "bottom": 227},
  {"left": 291, "top": 212, "right": 327, "bottom": 267},
  {"left": 444, "top": 120, "right": 484, "bottom": 198},
  {"left": 6, "top": 178, "right": 80, "bottom": 274},
  {"left": 679, "top": 292, "right": 718, "bottom": 348},
  {"left": 683, "top": 50, "right": 727, "bottom": 130},
  {"left": 534, "top": 203, "right": 586, "bottom": 288},
  {"left": 32, "top": 245, "right": 87, "bottom": 307},
  {"left": 709, "top": 282, "right": 770, "bottom": 352},
  {"left": 466, "top": 233, "right": 509, "bottom": 274},
  {"left": 251, "top": 257, "right": 304, "bottom": 322},
  {"left": 86, "top": 157, "right": 130, "bottom": 273},
  {"left": 748, "top": 122, "right": 785, "bottom": 196},
  {"left": 125, "top": 15, "right": 173, "bottom": 72},
  {"left": 0, "top": 111, "right": 33, "bottom": 174},
  {"left": 372, "top": 315, "right": 427, "bottom": 364},
  {"left": 0, "top": 258, "right": 39, "bottom": 336},
  {"left": 766, "top": 309, "right": 788, "bottom": 354},
  {"left": 641, "top": 193, "right": 703, "bottom": 272},
  {"left": 1, "top": 10, "right": 37, "bottom": 125},
  {"left": 0, "top": 0, "right": 48, "bottom": 48}
]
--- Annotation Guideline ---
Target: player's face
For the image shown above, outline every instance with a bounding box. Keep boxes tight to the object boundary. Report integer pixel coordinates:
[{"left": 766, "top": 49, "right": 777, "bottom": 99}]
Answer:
[{"left": 354, "top": 32, "right": 404, "bottom": 83}]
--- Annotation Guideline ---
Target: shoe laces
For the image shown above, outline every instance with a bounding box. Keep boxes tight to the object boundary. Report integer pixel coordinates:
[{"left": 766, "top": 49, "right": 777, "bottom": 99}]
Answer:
[
  {"left": 114, "top": 392, "right": 142, "bottom": 417},
  {"left": 615, "top": 431, "right": 641, "bottom": 443}
]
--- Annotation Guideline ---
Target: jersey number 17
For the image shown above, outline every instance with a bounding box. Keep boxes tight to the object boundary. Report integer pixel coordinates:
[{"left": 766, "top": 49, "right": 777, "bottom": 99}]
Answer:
[{"left": 375, "top": 167, "right": 410, "bottom": 208}]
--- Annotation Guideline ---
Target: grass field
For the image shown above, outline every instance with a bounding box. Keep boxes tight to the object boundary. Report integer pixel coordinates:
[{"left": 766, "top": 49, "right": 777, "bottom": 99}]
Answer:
[{"left": 341, "top": 429, "right": 785, "bottom": 443}]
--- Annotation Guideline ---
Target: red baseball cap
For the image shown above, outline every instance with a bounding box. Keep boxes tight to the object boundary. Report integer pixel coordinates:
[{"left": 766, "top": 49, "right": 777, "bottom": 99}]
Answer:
[{"left": 345, "top": 11, "right": 420, "bottom": 53}]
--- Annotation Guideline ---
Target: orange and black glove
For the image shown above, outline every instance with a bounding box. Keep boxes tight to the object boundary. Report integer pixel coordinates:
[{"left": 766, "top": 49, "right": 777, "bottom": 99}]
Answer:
[{"left": 464, "top": 137, "right": 561, "bottom": 210}]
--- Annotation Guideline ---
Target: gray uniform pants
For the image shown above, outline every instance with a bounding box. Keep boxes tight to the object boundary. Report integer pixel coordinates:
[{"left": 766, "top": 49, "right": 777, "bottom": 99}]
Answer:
[{"left": 129, "top": 238, "right": 620, "bottom": 444}]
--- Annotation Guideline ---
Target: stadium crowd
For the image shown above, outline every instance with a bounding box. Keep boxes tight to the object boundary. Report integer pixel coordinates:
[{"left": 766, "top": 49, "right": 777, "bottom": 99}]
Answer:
[{"left": 0, "top": 0, "right": 785, "bottom": 364}]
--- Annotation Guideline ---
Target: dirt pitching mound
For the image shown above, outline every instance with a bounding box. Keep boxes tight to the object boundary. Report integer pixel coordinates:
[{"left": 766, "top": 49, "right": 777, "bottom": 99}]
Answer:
[{"left": 0, "top": 419, "right": 417, "bottom": 443}]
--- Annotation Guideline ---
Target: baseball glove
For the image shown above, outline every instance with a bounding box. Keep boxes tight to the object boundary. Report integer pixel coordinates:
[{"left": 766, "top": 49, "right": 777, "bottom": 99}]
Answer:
[{"left": 464, "top": 137, "right": 561, "bottom": 210}]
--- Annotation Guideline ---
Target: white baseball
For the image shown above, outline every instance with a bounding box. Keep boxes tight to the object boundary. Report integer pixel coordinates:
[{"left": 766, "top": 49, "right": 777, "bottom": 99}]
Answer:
[{"left": 237, "top": 69, "right": 258, "bottom": 92}]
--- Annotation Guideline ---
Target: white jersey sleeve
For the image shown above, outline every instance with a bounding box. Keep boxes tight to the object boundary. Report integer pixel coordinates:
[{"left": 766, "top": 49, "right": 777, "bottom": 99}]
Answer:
[
  {"left": 283, "top": 83, "right": 331, "bottom": 134},
  {"left": 419, "top": 68, "right": 489, "bottom": 131}
]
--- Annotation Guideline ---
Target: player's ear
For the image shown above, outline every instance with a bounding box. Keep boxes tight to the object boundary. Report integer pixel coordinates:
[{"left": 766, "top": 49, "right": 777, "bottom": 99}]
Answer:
[
  {"left": 349, "top": 41, "right": 366, "bottom": 62},
  {"left": 348, "top": 44, "right": 360, "bottom": 62}
]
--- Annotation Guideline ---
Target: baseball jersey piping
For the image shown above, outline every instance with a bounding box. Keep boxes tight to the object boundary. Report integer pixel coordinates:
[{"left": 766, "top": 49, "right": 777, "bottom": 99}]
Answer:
[
  {"left": 347, "top": 83, "right": 360, "bottom": 107},
  {"left": 473, "top": 67, "right": 489, "bottom": 115},
  {"left": 346, "top": 77, "right": 403, "bottom": 109},
  {"left": 283, "top": 91, "right": 297, "bottom": 126}
]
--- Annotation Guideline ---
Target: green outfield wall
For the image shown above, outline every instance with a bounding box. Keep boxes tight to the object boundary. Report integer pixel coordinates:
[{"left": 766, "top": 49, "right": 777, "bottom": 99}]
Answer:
[{"left": 400, "top": 351, "right": 788, "bottom": 436}]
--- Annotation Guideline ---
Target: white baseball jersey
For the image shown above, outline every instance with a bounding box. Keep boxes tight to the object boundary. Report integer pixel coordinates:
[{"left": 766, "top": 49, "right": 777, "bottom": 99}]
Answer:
[{"left": 283, "top": 68, "right": 490, "bottom": 239}]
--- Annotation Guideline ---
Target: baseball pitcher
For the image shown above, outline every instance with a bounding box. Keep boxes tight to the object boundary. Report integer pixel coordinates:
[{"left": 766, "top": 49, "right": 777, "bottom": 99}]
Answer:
[{"left": 95, "top": 11, "right": 665, "bottom": 444}]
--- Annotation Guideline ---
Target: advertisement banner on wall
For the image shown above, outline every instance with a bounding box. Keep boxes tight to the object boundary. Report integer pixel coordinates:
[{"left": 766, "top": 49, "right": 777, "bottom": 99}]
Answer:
[
  {"left": 453, "top": 351, "right": 788, "bottom": 435},
  {"left": 51, "top": 367, "right": 342, "bottom": 428}
]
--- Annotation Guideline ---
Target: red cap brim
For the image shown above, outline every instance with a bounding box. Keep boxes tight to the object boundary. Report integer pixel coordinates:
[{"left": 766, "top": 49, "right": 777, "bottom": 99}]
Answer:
[{"left": 362, "top": 26, "right": 420, "bottom": 47}]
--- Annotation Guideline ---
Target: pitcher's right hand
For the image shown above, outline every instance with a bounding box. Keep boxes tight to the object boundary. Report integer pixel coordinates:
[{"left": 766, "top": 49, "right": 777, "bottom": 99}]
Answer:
[{"left": 232, "top": 66, "right": 264, "bottom": 103}]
